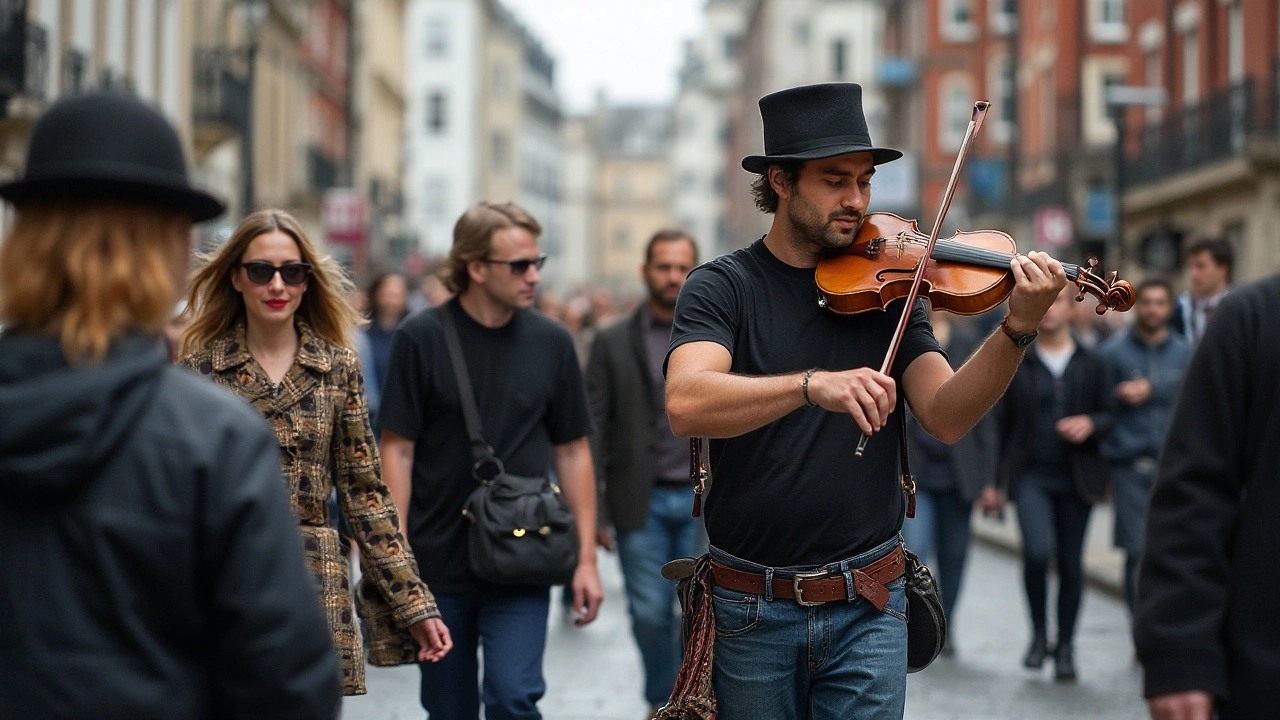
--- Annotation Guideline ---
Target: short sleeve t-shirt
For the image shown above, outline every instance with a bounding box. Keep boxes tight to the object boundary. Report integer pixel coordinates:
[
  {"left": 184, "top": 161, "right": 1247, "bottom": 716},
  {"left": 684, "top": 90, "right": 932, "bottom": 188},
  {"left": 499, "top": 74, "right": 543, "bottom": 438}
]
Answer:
[
  {"left": 378, "top": 298, "right": 594, "bottom": 593},
  {"left": 667, "top": 239, "right": 943, "bottom": 567}
]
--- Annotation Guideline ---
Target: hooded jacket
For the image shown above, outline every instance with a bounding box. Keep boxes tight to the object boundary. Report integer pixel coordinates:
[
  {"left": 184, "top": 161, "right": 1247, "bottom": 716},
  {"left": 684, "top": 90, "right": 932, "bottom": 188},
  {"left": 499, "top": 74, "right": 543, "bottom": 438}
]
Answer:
[{"left": 0, "top": 333, "right": 341, "bottom": 719}]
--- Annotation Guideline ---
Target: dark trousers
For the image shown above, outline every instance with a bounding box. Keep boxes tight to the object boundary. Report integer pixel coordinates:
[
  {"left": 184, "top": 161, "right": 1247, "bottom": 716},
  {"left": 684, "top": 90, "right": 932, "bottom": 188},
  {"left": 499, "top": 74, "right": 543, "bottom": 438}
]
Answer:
[
  {"left": 418, "top": 586, "right": 550, "bottom": 720},
  {"left": 1111, "top": 461, "right": 1156, "bottom": 614},
  {"left": 900, "top": 486, "right": 973, "bottom": 623},
  {"left": 1015, "top": 471, "right": 1093, "bottom": 644}
]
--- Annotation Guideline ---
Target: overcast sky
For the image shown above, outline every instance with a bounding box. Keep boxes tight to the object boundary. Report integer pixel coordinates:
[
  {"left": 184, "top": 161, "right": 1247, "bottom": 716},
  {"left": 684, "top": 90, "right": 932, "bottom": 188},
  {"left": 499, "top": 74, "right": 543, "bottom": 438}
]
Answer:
[{"left": 499, "top": 0, "right": 704, "bottom": 114}]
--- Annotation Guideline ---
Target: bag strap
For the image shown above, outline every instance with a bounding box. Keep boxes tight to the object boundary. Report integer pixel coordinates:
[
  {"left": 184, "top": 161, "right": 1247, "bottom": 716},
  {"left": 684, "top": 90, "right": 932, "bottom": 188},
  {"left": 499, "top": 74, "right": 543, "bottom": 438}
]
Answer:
[
  {"left": 898, "top": 403, "right": 916, "bottom": 519},
  {"left": 689, "top": 437, "right": 708, "bottom": 518},
  {"left": 438, "top": 305, "right": 496, "bottom": 469}
]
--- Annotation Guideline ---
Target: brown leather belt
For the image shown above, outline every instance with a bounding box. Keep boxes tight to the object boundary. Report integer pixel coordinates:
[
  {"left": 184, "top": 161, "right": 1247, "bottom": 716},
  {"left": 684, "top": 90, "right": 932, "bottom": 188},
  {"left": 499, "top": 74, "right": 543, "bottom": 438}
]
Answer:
[{"left": 710, "top": 545, "right": 905, "bottom": 611}]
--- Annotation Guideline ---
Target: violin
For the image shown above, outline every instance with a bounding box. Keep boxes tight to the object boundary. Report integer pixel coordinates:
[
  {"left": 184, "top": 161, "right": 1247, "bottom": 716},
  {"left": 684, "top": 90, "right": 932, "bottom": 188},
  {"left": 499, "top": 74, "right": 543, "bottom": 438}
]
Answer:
[{"left": 814, "top": 212, "right": 1136, "bottom": 316}]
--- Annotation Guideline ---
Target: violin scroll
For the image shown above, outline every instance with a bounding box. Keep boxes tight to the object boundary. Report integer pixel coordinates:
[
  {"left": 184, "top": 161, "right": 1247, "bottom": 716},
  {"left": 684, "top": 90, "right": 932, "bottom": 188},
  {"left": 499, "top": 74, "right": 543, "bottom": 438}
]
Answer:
[{"left": 1072, "top": 256, "right": 1136, "bottom": 315}]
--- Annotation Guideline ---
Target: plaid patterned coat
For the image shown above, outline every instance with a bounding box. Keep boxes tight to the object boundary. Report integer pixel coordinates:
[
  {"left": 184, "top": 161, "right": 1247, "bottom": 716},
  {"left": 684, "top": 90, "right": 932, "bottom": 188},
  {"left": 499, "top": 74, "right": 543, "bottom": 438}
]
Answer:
[{"left": 182, "top": 321, "right": 438, "bottom": 695}]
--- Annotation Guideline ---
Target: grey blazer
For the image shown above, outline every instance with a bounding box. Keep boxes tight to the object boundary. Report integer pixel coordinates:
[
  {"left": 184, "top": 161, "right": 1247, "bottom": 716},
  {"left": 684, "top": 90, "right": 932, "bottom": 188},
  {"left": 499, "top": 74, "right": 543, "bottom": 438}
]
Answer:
[{"left": 586, "top": 309, "right": 664, "bottom": 532}]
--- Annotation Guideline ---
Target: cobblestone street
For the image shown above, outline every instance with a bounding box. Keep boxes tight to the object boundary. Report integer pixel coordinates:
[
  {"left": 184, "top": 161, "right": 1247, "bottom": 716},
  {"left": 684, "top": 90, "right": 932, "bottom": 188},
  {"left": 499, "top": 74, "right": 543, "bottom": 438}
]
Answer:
[{"left": 343, "top": 538, "right": 1147, "bottom": 720}]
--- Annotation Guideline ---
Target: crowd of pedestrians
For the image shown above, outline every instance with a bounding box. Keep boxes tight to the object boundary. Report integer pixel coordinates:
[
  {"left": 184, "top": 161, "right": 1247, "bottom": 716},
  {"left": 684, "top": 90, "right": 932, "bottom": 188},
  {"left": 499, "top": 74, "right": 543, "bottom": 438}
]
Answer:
[{"left": 1, "top": 87, "right": 1275, "bottom": 720}]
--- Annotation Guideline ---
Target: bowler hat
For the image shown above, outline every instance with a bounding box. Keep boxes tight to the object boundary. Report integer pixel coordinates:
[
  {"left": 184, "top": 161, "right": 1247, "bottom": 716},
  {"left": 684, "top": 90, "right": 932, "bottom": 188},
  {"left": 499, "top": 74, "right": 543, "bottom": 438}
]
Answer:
[
  {"left": 0, "top": 92, "right": 225, "bottom": 222},
  {"left": 741, "top": 83, "right": 902, "bottom": 174}
]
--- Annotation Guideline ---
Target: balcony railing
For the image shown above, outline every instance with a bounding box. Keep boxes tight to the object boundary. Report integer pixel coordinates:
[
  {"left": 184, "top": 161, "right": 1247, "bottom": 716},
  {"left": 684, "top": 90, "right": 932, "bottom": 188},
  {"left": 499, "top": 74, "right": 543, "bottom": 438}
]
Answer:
[
  {"left": 1122, "top": 74, "right": 1278, "bottom": 188},
  {"left": 193, "top": 47, "right": 249, "bottom": 134},
  {"left": 62, "top": 47, "right": 88, "bottom": 94},
  {"left": 0, "top": 6, "right": 49, "bottom": 102}
]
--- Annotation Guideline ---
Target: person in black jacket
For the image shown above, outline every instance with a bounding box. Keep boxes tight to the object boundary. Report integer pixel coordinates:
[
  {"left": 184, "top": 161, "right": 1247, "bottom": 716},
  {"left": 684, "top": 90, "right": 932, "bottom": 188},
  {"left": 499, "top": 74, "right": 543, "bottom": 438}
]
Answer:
[
  {"left": 0, "top": 92, "right": 341, "bottom": 719},
  {"left": 997, "top": 286, "right": 1113, "bottom": 682},
  {"left": 1135, "top": 274, "right": 1280, "bottom": 720}
]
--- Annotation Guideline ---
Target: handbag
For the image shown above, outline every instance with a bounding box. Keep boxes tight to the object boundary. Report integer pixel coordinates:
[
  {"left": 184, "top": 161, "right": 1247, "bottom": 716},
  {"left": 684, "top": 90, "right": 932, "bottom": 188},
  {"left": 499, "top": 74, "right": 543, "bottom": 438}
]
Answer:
[
  {"left": 897, "top": 408, "right": 948, "bottom": 672},
  {"left": 439, "top": 306, "right": 579, "bottom": 586}
]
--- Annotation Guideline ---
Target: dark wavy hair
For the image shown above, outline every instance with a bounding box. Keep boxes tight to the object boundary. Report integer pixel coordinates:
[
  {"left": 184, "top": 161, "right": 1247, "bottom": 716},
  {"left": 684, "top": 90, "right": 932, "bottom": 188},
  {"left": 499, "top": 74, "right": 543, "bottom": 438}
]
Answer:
[{"left": 749, "top": 160, "right": 804, "bottom": 214}]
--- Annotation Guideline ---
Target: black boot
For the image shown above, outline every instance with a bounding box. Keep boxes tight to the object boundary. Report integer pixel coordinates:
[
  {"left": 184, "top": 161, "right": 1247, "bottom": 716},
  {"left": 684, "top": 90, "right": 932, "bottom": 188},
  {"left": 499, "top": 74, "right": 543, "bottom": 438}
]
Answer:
[
  {"left": 1023, "top": 635, "right": 1049, "bottom": 669},
  {"left": 1054, "top": 642, "right": 1077, "bottom": 682}
]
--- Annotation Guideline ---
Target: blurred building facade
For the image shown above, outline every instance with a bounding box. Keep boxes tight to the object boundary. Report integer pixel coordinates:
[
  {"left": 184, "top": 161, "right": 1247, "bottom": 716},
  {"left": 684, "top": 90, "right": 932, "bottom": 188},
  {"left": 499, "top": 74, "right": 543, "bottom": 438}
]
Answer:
[
  {"left": 404, "top": 0, "right": 564, "bottom": 284},
  {"left": 0, "top": 0, "right": 195, "bottom": 233},
  {"left": 672, "top": 0, "right": 748, "bottom": 260},
  {"left": 724, "top": 0, "right": 891, "bottom": 248}
]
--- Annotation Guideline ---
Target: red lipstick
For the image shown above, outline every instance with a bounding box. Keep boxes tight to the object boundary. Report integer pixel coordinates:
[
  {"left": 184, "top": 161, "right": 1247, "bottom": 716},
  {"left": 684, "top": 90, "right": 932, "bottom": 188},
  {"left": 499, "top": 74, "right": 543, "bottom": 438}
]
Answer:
[{"left": 266, "top": 299, "right": 288, "bottom": 309}]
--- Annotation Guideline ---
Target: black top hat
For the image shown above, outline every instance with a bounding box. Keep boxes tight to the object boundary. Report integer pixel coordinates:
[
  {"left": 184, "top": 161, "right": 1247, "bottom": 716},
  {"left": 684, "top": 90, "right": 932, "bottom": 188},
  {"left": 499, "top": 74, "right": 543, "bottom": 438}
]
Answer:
[
  {"left": 741, "top": 83, "right": 902, "bottom": 174},
  {"left": 0, "top": 92, "right": 225, "bottom": 222}
]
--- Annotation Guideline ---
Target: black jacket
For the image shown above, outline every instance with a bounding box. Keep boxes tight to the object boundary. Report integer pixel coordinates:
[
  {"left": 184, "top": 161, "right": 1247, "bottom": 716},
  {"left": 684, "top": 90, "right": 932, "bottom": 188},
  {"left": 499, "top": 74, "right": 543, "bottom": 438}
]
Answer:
[
  {"left": 587, "top": 309, "right": 665, "bottom": 531},
  {"left": 995, "top": 343, "right": 1114, "bottom": 503},
  {"left": 0, "top": 334, "right": 341, "bottom": 719},
  {"left": 1135, "top": 275, "right": 1280, "bottom": 719}
]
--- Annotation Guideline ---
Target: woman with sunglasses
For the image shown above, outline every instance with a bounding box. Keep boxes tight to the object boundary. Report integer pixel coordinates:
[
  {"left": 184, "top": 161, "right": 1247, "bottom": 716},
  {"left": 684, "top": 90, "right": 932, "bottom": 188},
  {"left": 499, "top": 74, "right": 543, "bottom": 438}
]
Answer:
[{"left": 181, "top": 209, "right": 452, "bottom": 696}]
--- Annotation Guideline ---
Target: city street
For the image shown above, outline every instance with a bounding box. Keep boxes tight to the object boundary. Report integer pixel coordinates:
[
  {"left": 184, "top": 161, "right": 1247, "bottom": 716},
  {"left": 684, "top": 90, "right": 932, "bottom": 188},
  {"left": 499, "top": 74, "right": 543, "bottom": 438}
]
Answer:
[{"left": 342, "top": 541, "right": 1148, "bottom": 720}]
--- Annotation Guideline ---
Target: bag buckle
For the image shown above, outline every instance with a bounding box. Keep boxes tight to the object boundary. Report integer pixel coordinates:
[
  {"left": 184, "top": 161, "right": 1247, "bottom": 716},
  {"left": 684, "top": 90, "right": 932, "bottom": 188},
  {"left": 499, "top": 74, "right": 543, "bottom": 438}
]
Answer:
[
  {"left": 791, "top": 571, "right": 828, "bottom": 607},
  {"left": 473, "top": 456, "right": 505, "bottom": 483}
]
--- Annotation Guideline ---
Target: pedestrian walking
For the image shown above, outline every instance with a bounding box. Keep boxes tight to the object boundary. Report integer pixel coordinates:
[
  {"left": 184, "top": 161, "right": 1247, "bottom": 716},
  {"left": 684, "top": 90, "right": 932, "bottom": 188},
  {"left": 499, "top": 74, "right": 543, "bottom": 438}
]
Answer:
[
  {"left": 995, "top": 285, "right": 1113, "bottom": 682},
  {"left": 0, "top": 92, "right": 341, "bottom": 719},
  {"left": 363, "top": 271, "right": 410, "bottom": 412},
  {"left": 587, "top": 229, "right": 702, "bottom": 717},
  {"left": 899, "top": 309, "right": 1000, "bottom": 654},
  {"left": 378, "top": 201, "right": 603, "bottom": 720},
  {"left": 1098, "top": 279, "right": 1190, "bottom": 615},
  {"left": 664, "top": 82, "right": 1066, "bottom": 720},
  {"left": 181, "top": 209, "right": 451, "bottom": 696},
  {"left": 1170, "top": 237, "right": 1232, "bottom": 345},
  {"left": 1135, "top": 273, "right": 1280, "bottom": 720}
]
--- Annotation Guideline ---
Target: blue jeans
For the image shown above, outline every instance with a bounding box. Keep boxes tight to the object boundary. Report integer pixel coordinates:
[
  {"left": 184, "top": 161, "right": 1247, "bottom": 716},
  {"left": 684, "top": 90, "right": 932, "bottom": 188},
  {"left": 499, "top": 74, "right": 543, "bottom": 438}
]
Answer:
[
  {"left": 1111, "top": 461, "right": 1156, "bottom": 613},
  {"left": 1014, "top": 471, "right": 1093, "bottom": 643},
  {"left": 900, "top": 487, "right": 973, "bottom": 623},
  {"left": 418, "top": 586, "right": 549, "bottom": 720},
  {"left": 615, "top": 485, "right": 703, "bottom": 707},
  {"left": 709, "top": 535, "right": 909, "bottom": 720}
]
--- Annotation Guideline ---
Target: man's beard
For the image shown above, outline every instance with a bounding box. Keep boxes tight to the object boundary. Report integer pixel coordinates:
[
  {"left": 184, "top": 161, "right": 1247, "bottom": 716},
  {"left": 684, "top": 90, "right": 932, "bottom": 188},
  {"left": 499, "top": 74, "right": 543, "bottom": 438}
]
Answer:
[
  {"left": 648, "top": 283, "right": 680, "bottom": 309},
  {"left": 786, "top": 186, "right": 862, "bottom": 250}
]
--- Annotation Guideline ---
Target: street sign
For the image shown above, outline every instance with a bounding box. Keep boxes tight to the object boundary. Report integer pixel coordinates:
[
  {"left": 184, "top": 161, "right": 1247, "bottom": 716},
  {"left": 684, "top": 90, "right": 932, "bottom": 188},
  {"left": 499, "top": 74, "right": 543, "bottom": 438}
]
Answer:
[
  {"left": 323, "top": 189, "right": 366, "bottom": 247},
  {"left": 1033, "top": 206, "right": 1074, "bottom": 249}
]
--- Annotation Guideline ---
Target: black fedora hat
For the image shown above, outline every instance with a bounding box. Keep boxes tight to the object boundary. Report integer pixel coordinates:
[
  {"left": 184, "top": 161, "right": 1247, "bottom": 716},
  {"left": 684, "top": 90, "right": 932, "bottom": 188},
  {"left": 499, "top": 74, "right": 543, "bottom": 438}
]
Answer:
[
  {"left": 0, "top": 92, "right": 225, "bottom": 222},
  {"left": 742, "top": 83, "right": 902, "bottom": 174}
]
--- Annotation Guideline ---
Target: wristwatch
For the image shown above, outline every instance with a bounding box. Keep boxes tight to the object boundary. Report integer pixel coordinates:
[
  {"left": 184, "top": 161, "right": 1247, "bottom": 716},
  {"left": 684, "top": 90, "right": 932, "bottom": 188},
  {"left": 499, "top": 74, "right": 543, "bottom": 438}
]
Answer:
[{"left": 1000, "top": 316, "right": 1038, "bottom": 348}]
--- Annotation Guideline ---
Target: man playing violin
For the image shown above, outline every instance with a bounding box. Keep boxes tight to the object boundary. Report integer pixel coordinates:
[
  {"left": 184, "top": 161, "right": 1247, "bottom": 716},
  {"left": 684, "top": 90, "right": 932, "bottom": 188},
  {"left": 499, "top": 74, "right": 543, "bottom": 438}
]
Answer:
[{"left": 664, "top": 83, "right": 1067, "bottom": 719}]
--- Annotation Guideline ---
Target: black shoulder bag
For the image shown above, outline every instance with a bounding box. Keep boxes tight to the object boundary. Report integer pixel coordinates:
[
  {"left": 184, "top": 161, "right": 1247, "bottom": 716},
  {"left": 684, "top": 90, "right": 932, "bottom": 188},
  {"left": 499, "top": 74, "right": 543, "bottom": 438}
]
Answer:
[
  {"left": 439, "top": 307, "right": 579, "bottom": 586},
  {"left": 897, "top": 409, "right": 948, "bottom": 673}
]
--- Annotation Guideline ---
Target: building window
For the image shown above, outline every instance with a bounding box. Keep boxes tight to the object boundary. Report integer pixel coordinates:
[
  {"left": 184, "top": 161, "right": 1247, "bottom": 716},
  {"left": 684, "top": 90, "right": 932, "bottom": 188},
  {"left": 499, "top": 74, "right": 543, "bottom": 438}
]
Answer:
[
  {"left": 491, "top": 132, "right": 510, "bottom": 172},
  {"left": 941, "top": 0, "right": 977, "bottom": 42},
  {"left": 723, "top": 34, "right": 740, "bottom": 61},
  {"left": 938, "top": 74, "right": 974, "bottom": 150},
  {"left": 1097, "top": 71, "right": 1126, "bottom": 144},
  {"left": 1182, "top": 29, "right": 1198, "bottom": 102},
  {"left": 426, "top": 16, "right": 448, "bottom": 57},
  {"left": 1091, "top": 0, "right": 1128, "bottom": 42},
  {"left": 988, "top": 55, "right": 1014, "bottom": 141},
  {"left": 424, "top": 177, "right": 448, "bottom": 220},
  {"left": 794, "top": 21, "right": 810, "bottom": 46},
  {"left": 990, "top": 0, "right": 1017, "bottom": 34},
  {"left": 1039, "top": 68, "right": 1055, "bottom": 154},
  {"left": 832, "top": 39, "right": 847, "bottom": 78},
  {"left": 1227, "top": 1, "right": 1243, "bottom": 83},
  {"left": 426, "top": 91, "right": 447, "bottom": 133},
  {"left": 1144, "top": 49, "right": 1162, "bottom": 125}
]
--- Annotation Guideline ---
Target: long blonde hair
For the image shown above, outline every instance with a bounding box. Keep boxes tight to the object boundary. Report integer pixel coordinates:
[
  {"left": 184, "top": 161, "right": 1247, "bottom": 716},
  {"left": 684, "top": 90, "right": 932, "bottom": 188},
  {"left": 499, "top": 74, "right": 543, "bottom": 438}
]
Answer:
[
  {"left": 181, "top": 209, "right": 359, "bottom": 356},
  {"left": 0, "top": 199, "right": 187, "bottom": 363}
]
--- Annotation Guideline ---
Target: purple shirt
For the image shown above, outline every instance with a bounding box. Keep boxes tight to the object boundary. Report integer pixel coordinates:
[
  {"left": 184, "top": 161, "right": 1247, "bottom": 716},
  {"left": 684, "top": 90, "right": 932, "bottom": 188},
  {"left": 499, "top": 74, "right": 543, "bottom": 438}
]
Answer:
[{"left": 642, "top": 304, "right": 689, "bottom": 483}]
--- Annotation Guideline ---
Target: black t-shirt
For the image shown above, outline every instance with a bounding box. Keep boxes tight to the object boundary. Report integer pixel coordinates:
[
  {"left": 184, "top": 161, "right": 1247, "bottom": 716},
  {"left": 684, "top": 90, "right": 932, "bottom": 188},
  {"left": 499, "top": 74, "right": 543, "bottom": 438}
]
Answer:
[
  {"left": 667, "top": 239, "right": 943, "bottom": 567},
  {"left": 378, "top": 298, "right": 594, "bottom": 593}
]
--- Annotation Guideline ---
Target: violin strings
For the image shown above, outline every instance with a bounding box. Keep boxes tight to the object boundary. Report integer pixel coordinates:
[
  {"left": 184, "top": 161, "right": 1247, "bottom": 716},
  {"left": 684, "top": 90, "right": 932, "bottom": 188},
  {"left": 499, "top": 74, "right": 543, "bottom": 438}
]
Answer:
[{"left": 887, "top": 236, "right": 1084, "bottom": 278}]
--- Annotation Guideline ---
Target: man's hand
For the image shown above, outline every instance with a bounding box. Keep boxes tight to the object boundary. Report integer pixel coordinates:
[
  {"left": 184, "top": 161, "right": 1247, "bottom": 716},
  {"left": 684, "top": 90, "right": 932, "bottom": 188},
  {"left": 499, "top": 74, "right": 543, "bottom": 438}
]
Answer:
[
  {"left": 409, "top": 617, "right": 453, "bottom": 663},
  {"left": 1006, "top": 251, "right": 1069, "bottom": 333},
  {"left": 596, "top": 526, "right": 616, "bottom": 552},
  {"left": 570, "top": 562, "right": 605, "bottom": 626},
  {"left": 1056, "top": 414, "right": 1095, "bottom": 444},
  {"left": 1147, "top": 690, "right": 1213, "bottom": 720},
  {"left": 1117, "top": 378, "right": 1153, "bottom": 406},
  {"left": 807, "top": 368, "right": 897, "bottom": 435},
  {"left": 979, "top": 486, "right": 1003, "bottom": 515}
]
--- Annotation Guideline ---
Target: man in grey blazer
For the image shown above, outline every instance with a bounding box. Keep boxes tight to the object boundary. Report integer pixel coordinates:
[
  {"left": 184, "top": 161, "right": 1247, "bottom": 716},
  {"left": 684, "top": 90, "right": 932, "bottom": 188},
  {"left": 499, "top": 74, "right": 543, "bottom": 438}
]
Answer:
[{"left": 587, "top": 229, "right": 699, "bottom": 717}]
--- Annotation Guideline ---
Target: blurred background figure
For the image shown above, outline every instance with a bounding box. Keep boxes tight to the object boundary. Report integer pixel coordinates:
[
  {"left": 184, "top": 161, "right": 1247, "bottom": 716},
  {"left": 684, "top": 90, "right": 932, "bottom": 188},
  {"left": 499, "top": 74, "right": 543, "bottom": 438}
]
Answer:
[
  {"left": 1171, "top": 238, "right": 1233, "bottom": 346},
  {"left": 182, "top": 209, "right": 451, "bottom": 696},
  {"left": 900, "top": 309, "right": 998, "bottom": 656},
  {"left": 0, "top": 92, "right": 342, "bottom": 719},
  {"left": 1069, "top": 291, "right": 1113, "bottom": 350},
  {"left": 587, "top": 229, "right": 699, "bottom": 717},
  {"left": 996, "top": 286, "right": 1113, "bottom": 682},
  {"left": 363, "top": 271, "right": 411, "bottom": 421},
  {"left": 1098, "top": 279, "right": 1190, "bottom": 617},
  {"left": 162, "top": 300, "right": 191, "bottom": 362}
]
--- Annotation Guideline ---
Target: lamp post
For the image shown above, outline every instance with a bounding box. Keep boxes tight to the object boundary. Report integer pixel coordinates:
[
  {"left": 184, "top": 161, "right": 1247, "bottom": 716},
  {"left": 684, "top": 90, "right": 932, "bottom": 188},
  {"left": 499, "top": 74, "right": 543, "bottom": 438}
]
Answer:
[
  {"left": 1105, "top": 85, "right": 1167, "bottom": 271},
  {"left": 239, "top": 0, "right": 269, "bottom": 217}
]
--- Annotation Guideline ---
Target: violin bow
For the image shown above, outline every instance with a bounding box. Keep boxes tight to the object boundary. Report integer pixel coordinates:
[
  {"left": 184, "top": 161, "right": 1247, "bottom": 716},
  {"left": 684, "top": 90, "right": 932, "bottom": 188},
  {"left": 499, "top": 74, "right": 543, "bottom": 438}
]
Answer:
[{"left": 854, "top": 100, "right": 989, "bottom": 458}]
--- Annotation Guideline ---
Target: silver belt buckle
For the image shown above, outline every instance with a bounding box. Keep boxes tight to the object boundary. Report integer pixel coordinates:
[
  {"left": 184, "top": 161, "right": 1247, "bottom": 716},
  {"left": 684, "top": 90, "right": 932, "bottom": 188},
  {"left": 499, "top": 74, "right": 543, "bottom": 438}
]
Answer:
[{"left": 791, "top": 571, "right": 829, "bottom": 607}]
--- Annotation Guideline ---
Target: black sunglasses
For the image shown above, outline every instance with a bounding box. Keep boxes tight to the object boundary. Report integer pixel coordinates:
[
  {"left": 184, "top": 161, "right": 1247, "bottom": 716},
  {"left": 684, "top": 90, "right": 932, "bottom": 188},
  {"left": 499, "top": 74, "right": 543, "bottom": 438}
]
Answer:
[
  {"left": 239, "top": 261, "right": 313, "bottom": 286},
  {"left": 481, "top": 254, "right": 547, "bottom": 275}
]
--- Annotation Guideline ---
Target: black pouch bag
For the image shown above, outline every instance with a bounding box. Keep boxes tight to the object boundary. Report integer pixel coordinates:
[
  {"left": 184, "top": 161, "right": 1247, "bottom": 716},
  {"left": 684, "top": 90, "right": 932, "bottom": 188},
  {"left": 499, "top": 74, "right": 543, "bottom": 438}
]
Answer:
[
  {"left": 896, "top": 409, "right": 948, "bottom": 672},
  {"left": 439, "top": 307, "right": 579, "bottom": 586}
]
